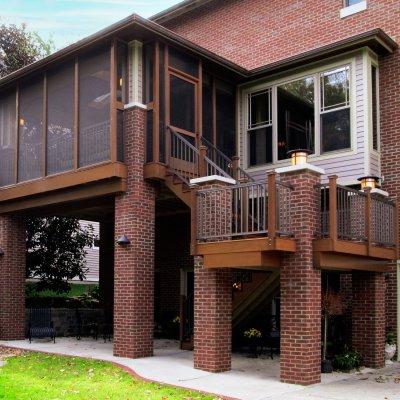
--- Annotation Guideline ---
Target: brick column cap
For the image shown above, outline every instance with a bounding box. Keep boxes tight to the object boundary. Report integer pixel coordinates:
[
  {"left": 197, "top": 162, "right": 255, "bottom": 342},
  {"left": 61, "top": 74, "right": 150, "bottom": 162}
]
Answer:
[
  {"left": 275, "top": 163, "right": 325, "bottom": 176},
  {"left": 190, "top": 175, "right": 236, "bottom": 186}
]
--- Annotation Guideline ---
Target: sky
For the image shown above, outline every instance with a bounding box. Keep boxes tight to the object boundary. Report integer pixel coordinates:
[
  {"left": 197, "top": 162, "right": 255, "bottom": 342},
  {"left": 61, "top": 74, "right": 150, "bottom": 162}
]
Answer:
[{"left": 0, "top": 0, "right": 182, "bottom": 50}]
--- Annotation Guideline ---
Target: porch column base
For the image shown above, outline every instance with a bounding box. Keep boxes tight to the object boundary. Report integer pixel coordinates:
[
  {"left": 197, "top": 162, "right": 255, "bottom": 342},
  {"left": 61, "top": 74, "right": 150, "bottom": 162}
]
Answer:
[{"left": 193, "top": 256, "right": 232, "bottom": 373}]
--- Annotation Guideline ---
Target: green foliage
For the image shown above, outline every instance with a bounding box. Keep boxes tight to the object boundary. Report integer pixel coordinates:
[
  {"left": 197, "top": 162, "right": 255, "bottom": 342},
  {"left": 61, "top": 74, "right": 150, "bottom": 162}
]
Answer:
[
  {"left": 0, "top": 23, "right": 55, "bottom": 78},
  {"left": 26, "top": 217, "right": 95, "bottom": 294},
  {"left": 332, "top": 348, "right": 362, "bottom": 371},
  {"left": 243, "top": 328, "right": 262, "bottom": 339},
  {"left": 386, "top": 332, "right": 396, "bottom": 346},
  {"left": 0, "top": 352, "right": 217, "bottom": 400}
]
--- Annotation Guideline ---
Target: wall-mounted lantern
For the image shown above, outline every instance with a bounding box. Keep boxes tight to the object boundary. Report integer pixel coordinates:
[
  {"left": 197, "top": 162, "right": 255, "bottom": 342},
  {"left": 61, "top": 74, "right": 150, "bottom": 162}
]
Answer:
[
  {"left": 358, "top": 176, "right": 380, "bottom": 190},
  {"left": 117, "top": 235, "right": 131, "bottom": 246},
  {"left": 287, "top": 149, "right": 312, "bottom": 166}
]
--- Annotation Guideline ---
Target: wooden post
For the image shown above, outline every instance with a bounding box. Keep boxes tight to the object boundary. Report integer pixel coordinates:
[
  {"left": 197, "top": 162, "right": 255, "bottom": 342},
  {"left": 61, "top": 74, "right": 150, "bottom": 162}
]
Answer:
[
  {"left": 268, "top": 172, "right": 277, "bottom": 239},
  {"left": 365, "top": 188, "right": 372, "bottom": 255},
  {"left": 328, "top": 175, "right": 338, "bottom": 242},
  {"left": 231, "top": 156, "right": 239, "bottom": 181},
  {"left": 153, "top": 41, "right": 160, "bottom": 163},
  {"left": 190, "top": 185, "right": 198, "bottom": 255},
  {"left": 199, "top": 145, "right": 207, "bottom": 177}
]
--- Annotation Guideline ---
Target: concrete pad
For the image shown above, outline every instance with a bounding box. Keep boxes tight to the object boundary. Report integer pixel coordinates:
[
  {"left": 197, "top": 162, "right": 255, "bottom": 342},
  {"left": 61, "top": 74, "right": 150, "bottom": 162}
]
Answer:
[{"left": 1, "top": 338, "right": 399, "bottom": 400}]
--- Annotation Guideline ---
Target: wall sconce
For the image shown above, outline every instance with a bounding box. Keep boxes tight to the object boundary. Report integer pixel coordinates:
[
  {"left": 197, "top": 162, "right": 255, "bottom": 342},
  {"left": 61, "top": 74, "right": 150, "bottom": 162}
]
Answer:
[
  {"left": 358, "top": 176, "right": 380, "bottom": 190},
  {"left": 19, "top": 117, "right": 25, "bottom": 126},
  {"left": 117, "top": 235, "right": 130, "bottom": 246},
  {"left": 232, "top": 281, "right": 242, "bottom": 292},
  {"left": 287, "top": 149, "right": 312, "bottom": 166},
  {"left": 0, "top": 248, "right": 4, "bottom": 257}
]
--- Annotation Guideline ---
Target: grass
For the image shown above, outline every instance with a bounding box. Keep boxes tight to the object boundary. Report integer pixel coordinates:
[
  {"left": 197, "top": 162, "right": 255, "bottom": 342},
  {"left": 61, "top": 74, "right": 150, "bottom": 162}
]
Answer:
[
  {"left": 26, "top": 283, "right": 94, "bottom": 298},
  {"left": 0, "top": 351, "right": 219, "bottom": 400}
]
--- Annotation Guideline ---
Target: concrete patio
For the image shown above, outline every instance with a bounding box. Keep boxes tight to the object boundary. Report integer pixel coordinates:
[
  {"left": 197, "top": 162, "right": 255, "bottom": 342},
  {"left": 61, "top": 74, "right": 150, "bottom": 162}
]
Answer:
[{"left": 1, "top": 338, "right": 400, "bottom": 400}]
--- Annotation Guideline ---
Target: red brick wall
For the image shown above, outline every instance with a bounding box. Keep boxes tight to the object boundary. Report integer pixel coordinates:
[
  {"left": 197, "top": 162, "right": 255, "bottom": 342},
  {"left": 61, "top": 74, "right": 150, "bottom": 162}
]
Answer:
[
  {"left": 163, "top": 0, "right": 399, "bottom": 70},
  {"left": 0, "top": 215, "right": 25, "bottom": 340},
  {"left": 352, "top": 271, "right": 385, "bottom": 368},
  {"left": 114, "top": 105, "right": 156, "bottom": 358},
  {"left": 193, "top": 255, "right": 232, "bottom": 372},
  {"left": 280, "top": 170, "right": 322, "bottom": 385}
]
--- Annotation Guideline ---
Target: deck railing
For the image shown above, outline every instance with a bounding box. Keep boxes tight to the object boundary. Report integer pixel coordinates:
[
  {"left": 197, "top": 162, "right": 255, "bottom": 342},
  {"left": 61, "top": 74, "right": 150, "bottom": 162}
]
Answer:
[
  {"left": 166, "top": 127, "right": 231, "bottom": 184},
  {"left": 195, "top": 173, "right": 293, "bottom": 243},
  {"left": 319, "top": 175, "right": 397, "bottom": 248}
]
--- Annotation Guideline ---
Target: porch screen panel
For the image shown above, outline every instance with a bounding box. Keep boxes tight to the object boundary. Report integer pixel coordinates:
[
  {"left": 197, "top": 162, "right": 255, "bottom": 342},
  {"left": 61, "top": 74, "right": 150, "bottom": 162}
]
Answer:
[
  {"left": 79, "top": 48, "right": 111, "bottom": 167},
  {"left": 18, "top": 77, "right": 43, "bottom": 182},
  {"left": 0, "top": 90, "right": 16, "bottom": 187},
  {"left": 170, "top": 75, "right": 195, "bottom": 133},
  {"left": 47, "top": 62, "right": 74, "bottom": 175}
]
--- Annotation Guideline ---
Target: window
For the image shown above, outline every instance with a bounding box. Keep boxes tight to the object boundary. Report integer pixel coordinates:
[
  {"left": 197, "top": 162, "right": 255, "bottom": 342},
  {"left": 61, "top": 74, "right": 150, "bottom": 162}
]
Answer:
[
  {"left": 47, "top": 62, "right": 74, "bottom": 175},
  {"left": 371, "top": 65, "right": 378, "bottom": 151},
  {"left": 18, "top": 76, "right": 44, "bottom": 182},
  {"left": 247, "top": 89, "right": 273, "bottom": 166},
  {"left": 116, "top": 42, "right": 127, "bottom": 104},
  {"left": 277, "top": 77, "right": 315, "bottom": 160},
  {"left": 170, "top": 74, "right": 196, "bottom": 133},
  {"left": 320, "top": 66, "right": 350, "bottom": 153},
  {"left": 346, "top": 0, "right": 364, "bottom": 5},
  {"left": 202, "top": 72, "right": 213, "bottom": 143},
  {"left": 0, "top": 90, "right": 16, "bottom": 187},
  {"left": 169, "top": 47, "right": 198, "bottom": 77},
  {"left": 78, "top": 48, "right": 111, "bottom": 167},
  {"left": 341, "top": 0, "right": 367, "bottom": 18},
  {"left": 246, "top": 64, "right": 352, "bottom": 167}
]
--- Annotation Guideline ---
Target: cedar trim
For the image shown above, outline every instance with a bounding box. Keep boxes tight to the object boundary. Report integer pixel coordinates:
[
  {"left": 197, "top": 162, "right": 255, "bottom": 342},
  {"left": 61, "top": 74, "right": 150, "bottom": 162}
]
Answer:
[
  {"left": 110, "top": 39, "right": 117, "bottom": 163},
  {"left": 0, "top": 162, "right": 126, "bottom": 204},
  {"left": 203, "top": 251, "right": 281, "bottom": 269},
  {"left": 153, "top": 41, "right": 161, "bottom": 163},
  {"left": 143, "top": 162, "right": 167, "bottom": 180},
  {"left": 0, "top": 178, "right": 126, "bottom": 214}
]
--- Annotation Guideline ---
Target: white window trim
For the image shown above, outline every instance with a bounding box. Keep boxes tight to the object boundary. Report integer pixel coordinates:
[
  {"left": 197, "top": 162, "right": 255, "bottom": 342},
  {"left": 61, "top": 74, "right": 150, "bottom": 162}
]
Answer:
[
  {"left": 340, "top": 1, "right": 367, "bottom": 19},
  {"left": 241, "top": 56, "right": 357, "bottom": 172}
]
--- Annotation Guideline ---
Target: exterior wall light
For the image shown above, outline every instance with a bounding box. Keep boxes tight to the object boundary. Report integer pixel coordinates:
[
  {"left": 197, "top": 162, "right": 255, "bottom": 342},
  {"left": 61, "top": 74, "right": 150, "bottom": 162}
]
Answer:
[
  {"left": 117, "top": 235, "right": 131, "bottom": 246},
  {"left": 287, "top": 149, "right": 312, "bottom": 166},
  {"left": 358, "top": 176, "right": 380, "bottom": 190}
]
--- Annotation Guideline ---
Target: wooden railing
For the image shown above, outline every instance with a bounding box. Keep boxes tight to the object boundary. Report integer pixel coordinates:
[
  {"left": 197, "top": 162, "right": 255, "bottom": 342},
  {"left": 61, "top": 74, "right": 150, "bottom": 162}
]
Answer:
[
  {"left": 195, "top": 173, "right": 293, "bottom": 243},
  {"left": 319, "top": 175, "right": 397, "bottom": 248}
]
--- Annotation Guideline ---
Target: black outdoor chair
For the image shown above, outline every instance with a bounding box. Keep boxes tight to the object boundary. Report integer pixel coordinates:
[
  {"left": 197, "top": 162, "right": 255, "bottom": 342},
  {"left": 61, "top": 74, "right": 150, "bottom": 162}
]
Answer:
[
  {"left": 28, "top": 308, "right": 56, "bottom": 343},
  {"left": 263, "top": 315, "right": 280, "bottom": 359}
]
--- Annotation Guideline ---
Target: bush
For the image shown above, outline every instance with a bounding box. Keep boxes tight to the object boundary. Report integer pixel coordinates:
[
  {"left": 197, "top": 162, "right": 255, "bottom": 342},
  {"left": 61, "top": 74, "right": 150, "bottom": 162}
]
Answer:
[
  {"left": 332, "top": 348, "right": 362, "bottom": 371},
  {"left": 386, "top": 332, "right": 396, "bottom": 345}
]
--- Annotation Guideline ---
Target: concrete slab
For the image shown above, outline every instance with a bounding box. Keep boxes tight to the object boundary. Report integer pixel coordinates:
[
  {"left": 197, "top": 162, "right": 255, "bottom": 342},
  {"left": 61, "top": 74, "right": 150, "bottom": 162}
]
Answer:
[{"left": 1, "top": 338, "right": 399, "bottom": 400}]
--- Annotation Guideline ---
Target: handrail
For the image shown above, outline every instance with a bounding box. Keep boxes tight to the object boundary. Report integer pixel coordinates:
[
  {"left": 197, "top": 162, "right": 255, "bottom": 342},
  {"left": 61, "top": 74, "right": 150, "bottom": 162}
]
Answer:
[
  {"left": 201, "top": 136, "right": 254, "bottom": 182},
  {"left": 166, "top": 127, "right": 232, "bottom": 184}
]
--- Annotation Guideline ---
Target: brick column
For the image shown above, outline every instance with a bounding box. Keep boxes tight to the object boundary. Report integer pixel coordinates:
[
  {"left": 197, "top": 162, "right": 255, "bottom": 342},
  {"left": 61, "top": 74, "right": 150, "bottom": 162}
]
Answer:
[
  {"left": 352, "top": 271, "right": 385, "bottom": 368},
  {"left": 0, "top": 215, "right": 25, "bottom": 340},
  {"left": 99, "top": 218, "right": 114, "bottom": 310},
  {"left": 279, "top": 167, "right": 322, "bottom": 385},
  {"left": 114, "top": 105, "right": 156, "bottom": 358},
  {"left": 192, "top": 177, "right": 234, "bottom": 372},
  {"left": 194, "top": 256, "right": 232, "bottom": 372}
]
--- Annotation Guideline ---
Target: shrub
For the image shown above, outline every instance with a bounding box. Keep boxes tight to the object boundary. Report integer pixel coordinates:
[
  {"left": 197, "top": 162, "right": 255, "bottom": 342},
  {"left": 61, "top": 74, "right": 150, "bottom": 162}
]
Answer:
[
  {"left": 386, "top": 332, "right": 396, "bottom": 346},
  {"left": 332, "top": 348, "right": 362, "bottom": 371}
]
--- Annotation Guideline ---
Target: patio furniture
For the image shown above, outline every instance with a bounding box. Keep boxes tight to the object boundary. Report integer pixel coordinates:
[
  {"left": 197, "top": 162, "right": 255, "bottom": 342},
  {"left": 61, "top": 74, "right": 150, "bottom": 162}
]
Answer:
[
  {"left": 75, "top": 309, "right": 99, "bottom": 340},
  {"left": 28, "top": 308, "right": 56, "bottom": 343}
]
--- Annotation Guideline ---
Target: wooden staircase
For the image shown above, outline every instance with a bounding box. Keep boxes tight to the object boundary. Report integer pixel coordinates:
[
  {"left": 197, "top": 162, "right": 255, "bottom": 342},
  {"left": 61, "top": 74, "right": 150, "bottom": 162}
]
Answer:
[{"left": 164, "top": 172, "right": 192, "bottom": 207}]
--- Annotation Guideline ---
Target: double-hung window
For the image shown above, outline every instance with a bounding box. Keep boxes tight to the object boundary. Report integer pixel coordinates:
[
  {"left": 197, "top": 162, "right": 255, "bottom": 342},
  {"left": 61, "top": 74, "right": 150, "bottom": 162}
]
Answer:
[{"left": 246, "top": 64, "right": 352, "bottom": 168}]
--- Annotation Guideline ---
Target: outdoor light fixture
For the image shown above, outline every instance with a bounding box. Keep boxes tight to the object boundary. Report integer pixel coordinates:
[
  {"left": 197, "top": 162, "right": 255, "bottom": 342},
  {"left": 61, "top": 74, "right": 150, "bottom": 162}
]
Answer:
[
  {"left": 358, "top": 176, "right": 380, "bottom": 190},
  {"left": 117, "top": 234, "right": 130, "bottom": 246},
  {"left": 287, "top": 149, "right": 312, "bottom": 166}
]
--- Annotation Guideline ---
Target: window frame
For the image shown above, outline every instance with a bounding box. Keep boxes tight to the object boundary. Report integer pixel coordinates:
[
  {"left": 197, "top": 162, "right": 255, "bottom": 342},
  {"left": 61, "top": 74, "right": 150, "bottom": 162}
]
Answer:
[{"left": 241, "top": 56, "right": 357, "bottom": 170}]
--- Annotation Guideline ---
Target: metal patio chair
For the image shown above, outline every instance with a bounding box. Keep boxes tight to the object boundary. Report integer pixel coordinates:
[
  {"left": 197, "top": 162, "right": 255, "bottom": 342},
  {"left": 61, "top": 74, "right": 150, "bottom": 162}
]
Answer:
[{"left": 28, "top": 308, "right": 56, "bottom": 343}]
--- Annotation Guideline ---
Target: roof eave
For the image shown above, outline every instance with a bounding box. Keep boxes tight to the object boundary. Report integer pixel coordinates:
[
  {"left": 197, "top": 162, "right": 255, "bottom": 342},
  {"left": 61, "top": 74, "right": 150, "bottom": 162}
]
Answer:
[{"left": 150, "top": 0, "right": 213, "bottom": 23}]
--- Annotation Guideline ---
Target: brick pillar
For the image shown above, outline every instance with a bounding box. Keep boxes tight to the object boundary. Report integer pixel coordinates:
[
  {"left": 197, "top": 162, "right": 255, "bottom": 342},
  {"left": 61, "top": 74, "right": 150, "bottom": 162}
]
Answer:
[
  {"left": 99, "top": 218, "right": 114, "bottom": 310},
  {"left": 194, "top": 256, "right": 232, "bottom": 372},
  {"left": 193, "top": 178, "right": 233, "bottom": 372},
  {"left": 352, "top": 271, "right": 385, "bottom": 368},
  {"left": 0, "top": 215, "right": 25, "bottom": 340},
  {"left": 114, "top": 105, "right": 156, "bottom": 358},
  {"left": 279, "top": 168, "right": 322, "bottom": 385}
]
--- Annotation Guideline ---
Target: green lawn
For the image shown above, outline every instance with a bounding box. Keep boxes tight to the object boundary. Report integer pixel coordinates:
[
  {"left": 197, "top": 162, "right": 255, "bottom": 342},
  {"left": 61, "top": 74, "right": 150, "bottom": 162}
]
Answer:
[
  {"left": 26, "top": 283, "right": 94, "bottom": 298},
  {"left": 0, "top": 352, "right": 219, "bottom": 400}
]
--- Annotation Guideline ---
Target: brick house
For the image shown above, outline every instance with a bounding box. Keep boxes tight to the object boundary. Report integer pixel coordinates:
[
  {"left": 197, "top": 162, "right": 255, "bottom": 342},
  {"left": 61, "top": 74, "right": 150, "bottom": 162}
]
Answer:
[{"left": 0, "top": 0, "right": 399, "bottom": 385}]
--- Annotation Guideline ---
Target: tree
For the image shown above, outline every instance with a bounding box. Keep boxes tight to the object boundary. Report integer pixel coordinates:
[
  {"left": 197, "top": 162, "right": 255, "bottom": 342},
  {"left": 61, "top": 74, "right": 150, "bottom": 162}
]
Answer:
[
  {"left": 26, "top": 217, "right": 94, "bottom": 293},
  {"left": 0, "top": 23, "right": 54, "bottom": 78}
]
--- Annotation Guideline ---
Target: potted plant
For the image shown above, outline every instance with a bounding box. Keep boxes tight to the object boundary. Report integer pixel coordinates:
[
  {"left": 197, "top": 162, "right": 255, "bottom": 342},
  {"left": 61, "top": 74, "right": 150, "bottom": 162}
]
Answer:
[
  {"left": 332, "top": 348, "right": 362, "bottom": 372},
  {"left": 385, "top": 332, "right": 397, "bottom": 364},
  {"left": 243, "top": 328, "right": 262, "bottom": 358}
]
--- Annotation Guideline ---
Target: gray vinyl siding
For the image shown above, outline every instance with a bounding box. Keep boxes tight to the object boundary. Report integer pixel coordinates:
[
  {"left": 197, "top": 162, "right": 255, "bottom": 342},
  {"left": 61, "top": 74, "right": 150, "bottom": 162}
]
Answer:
[{"left": 239, "top": 52, "right": 379, "bottom": 186}]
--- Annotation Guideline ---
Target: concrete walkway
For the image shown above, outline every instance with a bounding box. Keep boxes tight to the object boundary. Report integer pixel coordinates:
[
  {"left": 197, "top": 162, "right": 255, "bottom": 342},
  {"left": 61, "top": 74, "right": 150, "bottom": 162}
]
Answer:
[{"left": 1, "top": 338, "right": 400, "bottom": 400}]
